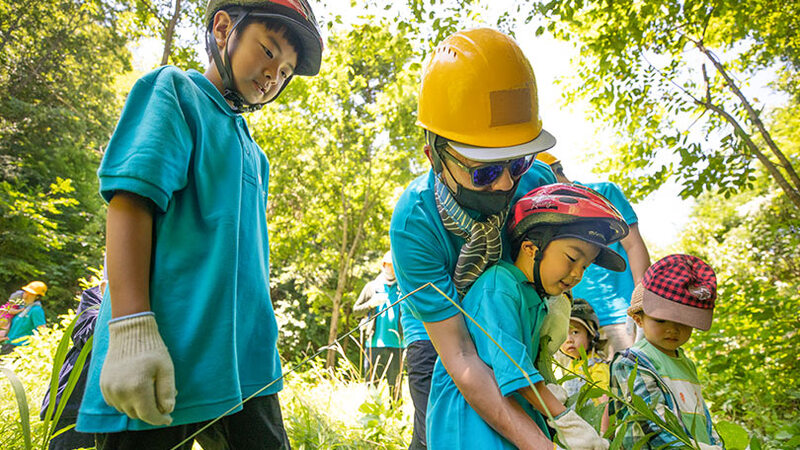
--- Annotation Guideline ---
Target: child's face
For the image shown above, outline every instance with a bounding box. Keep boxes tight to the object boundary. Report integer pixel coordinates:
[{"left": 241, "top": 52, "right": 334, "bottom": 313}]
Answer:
[
  {"left": 560, "top": 320, "right": 591, "bottom": 359},
  {"left": 538, "top": 238, "right": 600, "bottom": 296},
  {"left": 228, "top": 22, "right": 298, "bottom": 104},
  {"left": 633, "top": 313, "right": 693, "bottom": 356}
]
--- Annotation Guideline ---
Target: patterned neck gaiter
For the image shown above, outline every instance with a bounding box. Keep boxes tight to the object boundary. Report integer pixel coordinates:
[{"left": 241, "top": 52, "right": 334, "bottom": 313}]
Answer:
[{"left": 434, "top": 178, "right": 507, "bottom": 296}]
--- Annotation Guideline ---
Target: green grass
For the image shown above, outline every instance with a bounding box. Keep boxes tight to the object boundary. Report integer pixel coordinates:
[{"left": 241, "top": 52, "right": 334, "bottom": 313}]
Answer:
[{"left": 0, "top": 312, "right": 412, "bottom": 449}]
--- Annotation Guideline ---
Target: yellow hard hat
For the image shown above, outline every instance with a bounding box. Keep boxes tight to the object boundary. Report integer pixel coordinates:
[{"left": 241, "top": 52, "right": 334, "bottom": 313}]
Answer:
[
  {"left": 416, "top": 28, "right": 556, "bottom": 162},
  {"left": 22, "top": 281, "right": 48, "bottom": 297},
  {"left": 535, "top": 151, "right": 560, "bottom": 166}
]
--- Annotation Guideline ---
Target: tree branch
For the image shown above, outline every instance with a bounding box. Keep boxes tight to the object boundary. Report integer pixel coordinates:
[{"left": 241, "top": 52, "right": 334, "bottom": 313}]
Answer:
[{"left": 696, "top": 41, "right": 800, "bottom": 193}]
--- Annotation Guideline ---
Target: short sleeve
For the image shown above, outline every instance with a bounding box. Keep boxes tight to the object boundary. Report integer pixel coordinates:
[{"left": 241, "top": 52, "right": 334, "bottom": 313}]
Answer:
[
  {"left": 98, "top": 69, "right": 194, "bottom": 212},
  {"left": 601, "top": 183, "right": 638, "bottom": 226},
  {"left": 390, "top": 179, "right": 462, "bottom": 323},
  {"left": 467, "top": 285, "right": 542, "bottom": 396}
]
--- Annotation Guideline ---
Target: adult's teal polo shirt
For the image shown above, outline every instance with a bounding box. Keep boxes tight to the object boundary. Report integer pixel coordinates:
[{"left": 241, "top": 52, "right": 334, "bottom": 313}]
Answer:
[
  {"left": 390, "top": 161, "right": 555, "bottom": 325},
  {"left": 78, "top": 67, "right": 282, "bottom": 432},
  {"left": 369, "top": 281, "right": 403, "bottom": 348},
  {"left": 571, "top": 181, "right": 638, "bottom": 326},
  {"left": 6, "top": 301, "right": 45, "bottom": 345},
  {"left": 426, "top": 261, "right": 550, "bottom": 449}
]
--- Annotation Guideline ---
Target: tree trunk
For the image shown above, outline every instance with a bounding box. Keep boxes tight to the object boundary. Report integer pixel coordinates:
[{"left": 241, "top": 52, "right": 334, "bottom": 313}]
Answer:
[{"left": 160, "top": 0, "right": 181, "bottom": 66}]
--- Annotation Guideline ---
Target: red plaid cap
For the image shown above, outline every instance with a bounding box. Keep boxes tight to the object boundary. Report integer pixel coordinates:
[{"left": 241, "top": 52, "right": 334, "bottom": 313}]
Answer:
[{"left": 641, "top": 254, "right": 717, "bottom": 330}]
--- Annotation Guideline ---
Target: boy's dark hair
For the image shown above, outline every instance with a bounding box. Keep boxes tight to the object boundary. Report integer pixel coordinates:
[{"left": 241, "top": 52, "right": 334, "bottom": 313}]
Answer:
[{"left": 206, "top": 11, "right": 303, "bottom": 63}]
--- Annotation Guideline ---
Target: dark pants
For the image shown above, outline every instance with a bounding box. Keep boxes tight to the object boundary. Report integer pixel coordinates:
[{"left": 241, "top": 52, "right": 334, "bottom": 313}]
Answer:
[
  {"left": 406, "top": 339, "right": 437, "bottom": 450},
  {"left": 364, "top": 346, "right": 404, "bottom": 400},
  {"left": 95, "top": 393, "right": 290, "bottom": 450},
  {"left": 48, "top": 415, "right": 94, "bottom": 450}
]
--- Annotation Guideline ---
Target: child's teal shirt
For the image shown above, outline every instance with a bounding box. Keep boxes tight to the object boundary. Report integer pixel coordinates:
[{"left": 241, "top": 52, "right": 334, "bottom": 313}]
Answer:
[
  {"left": 390, "top": 163, "right": 556, "bottom": 328},
  {"left": 78, "top": 67, "right": 282, "bottom": 432},
  {"left": 426, "top": 260, "right": 550, "bottom": 449}
]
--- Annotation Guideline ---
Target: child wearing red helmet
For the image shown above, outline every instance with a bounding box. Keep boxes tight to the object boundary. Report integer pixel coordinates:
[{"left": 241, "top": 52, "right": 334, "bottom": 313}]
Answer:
[
  {"left": 610, "top": 254, "right": 724, "bottom": 449},
  {"left": 426, "top": 183, "right": 628, "bottom": 450}
]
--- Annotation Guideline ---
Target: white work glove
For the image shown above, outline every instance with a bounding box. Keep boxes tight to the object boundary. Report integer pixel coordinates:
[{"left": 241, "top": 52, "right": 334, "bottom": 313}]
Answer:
[
  {"left": 697, "top": 443, "right": 723, "bottom": 450},
  {"left": 540, "top": 294, "right": 571, "bottom": 356},
  {"left": 548, "top": 409, "right": 609, "bottom": 450},
  {"left": 547, "top": 383, "right": 569, "bottom": 405},
  {"left": 100, "top": 313, "right": 176, "bottom": 426}
]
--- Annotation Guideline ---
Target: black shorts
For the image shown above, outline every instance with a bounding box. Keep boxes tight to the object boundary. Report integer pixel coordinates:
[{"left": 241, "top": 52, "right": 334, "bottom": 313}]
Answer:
[{"left": 95, "top": 393, "right": 290, "bottom": 450}]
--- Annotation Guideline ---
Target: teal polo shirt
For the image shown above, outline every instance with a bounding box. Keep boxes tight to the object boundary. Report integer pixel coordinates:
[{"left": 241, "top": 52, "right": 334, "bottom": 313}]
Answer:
[
  {"left": 368, "top": 281, "right": 403, "bottom": 348},
  {"left": 426, "top": 260, "right": 550, "bottom": 449},
  {"left": 78, "top": 67, "right": 282, "bottom": 432},
  {"left": 571, "top": 181, "right": 638, "bottom": 326},
  {"left": 6, "top": 301, "right": 45, "bottom": 345},
  {"left": 390, "top": 161, "right": 556, "bottom": 327}
]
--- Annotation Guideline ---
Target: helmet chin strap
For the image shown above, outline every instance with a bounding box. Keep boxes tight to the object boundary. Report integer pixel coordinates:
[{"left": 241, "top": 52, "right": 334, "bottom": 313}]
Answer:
[{"left": 528, "top": 229, "right": 555, "bottom": 298}]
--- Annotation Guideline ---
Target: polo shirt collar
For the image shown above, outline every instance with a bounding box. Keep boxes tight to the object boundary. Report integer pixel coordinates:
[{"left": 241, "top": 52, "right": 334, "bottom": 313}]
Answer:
[{"left": 187, "top": 70, "right": 240, "bottom": 116}]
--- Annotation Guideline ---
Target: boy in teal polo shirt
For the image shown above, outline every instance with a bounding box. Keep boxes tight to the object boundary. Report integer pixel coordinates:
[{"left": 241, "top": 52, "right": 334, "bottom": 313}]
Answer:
[
  {"left": 426, "top": 184, "right": 628, "bottom": 449},
  {"left": 76, "top": 1, "right": 323, "bottom": 448}
]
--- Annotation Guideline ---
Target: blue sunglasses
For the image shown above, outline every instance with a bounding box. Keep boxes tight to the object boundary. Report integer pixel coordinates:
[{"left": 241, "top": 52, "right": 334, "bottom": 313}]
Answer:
[{"left": 438, "top": 147, "right": 534, "bottom": 187}]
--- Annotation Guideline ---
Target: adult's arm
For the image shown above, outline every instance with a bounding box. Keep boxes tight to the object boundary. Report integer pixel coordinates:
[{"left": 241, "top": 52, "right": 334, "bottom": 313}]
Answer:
[
  {"left": 352, "top": 281, "right": 375, "bottom": 317},
  {"left": 106, "top": 191, "right": 154, "bottom": 318},
  {"left": 71, "top": 286, "right": 103, "bottom": 348},
  {"left": 621, "top": 223, "right": 650, "bottom": 286},
  {"left": 425, "top": 316, "right": 552, "bottom": 450}
]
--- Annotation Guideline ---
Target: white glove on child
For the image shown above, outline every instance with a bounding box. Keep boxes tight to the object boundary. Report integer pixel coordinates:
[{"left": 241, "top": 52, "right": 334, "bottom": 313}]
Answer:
[
  {"left": 697, "top": 443, "right": 723, "bottom": 450},
  {"left": 100, "top": 313, "right": 176, "bottom": 426},
  {"left": 548, "top": 409, "right": 610, "bottom": 450},
  {"left": 547, "top": 383, "right": 569, "bottom": 405}
]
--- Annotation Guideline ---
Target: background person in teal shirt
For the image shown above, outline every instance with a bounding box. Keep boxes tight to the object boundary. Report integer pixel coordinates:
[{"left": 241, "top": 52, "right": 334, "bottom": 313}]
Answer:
[
  {"left": 354, "top": 251, "right": 404, "bottom": 401},
  {"left": 0, "top": 281, "right": 48, "bottom": 355},
  {"left": 540, "top": 152, "right": 652, "bottom": 356},
  {"left": 426, "top": 184, "right": 628, "bottom": 450}
]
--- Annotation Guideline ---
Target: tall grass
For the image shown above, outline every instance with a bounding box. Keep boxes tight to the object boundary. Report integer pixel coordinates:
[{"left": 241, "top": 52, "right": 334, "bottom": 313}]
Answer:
[{"left": 0, "top": 311, "right": 413, "bottom": 450}]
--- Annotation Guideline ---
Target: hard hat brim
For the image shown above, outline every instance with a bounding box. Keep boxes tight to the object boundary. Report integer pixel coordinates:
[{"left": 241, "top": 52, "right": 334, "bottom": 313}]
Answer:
[{"left": 447, "top": 129, "right": 557, "bottom": 162}]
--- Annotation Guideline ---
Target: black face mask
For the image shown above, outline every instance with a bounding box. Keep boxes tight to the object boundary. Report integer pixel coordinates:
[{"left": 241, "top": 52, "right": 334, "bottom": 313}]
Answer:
[{"left": 449, "top": 182, "right": 516, "bottom": 216}]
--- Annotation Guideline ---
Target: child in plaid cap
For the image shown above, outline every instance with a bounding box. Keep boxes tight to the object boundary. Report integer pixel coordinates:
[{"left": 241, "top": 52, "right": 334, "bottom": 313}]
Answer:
[{"left": 609, "top": 254, "right": 724, "bottom": 449}]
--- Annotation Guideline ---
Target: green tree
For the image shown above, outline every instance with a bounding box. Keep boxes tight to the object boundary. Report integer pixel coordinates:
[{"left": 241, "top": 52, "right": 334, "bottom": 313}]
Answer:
[
  {"left": 534, "top": 0, "right": 800, "bottom": 208},
  {"left": 0, "top": 0, "right": 131, "bottom": 308},
  {"left": 253, "top": 20, "right": 423, "bottom": 366},
  {"left": 121, "top": 0, "right": 206, "bottom": 69},
  {"left": 679, "top": 103, "right": 800, "bottom": 447}
]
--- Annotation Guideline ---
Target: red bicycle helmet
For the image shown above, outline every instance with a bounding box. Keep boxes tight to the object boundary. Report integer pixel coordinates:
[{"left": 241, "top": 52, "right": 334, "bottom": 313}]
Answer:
[{"left": 508, "top": 183, "right": 629, "bottom": 272}]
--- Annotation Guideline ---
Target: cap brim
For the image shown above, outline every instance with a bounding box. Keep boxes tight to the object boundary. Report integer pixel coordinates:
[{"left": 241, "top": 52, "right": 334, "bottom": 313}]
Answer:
[
  {"left": 642, "top": 289, "right": 713, "bottom": 331},
  {"left": 448, "top": 129, "right": 557, "bottom": 162},
  {"left": 556, "top": 233, "right": 627, "bottom": 272},
  {"left": 570, "top": 318, "right": 598, "bottom": 338},
  {"left": 22, "top": 287, "right": 36, "bottom": 295}
]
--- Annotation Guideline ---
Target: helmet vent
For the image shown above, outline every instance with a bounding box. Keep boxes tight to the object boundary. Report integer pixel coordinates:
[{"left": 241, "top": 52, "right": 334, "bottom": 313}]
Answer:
[
  {"left": 551, "top": 188, "right": 589, "bottom": 199},
  {"left": 437, "top": 45, "right": 458, "bottom": 58},
  {"left": 558, "top": 197, "right": 579, "bottom": 204}
]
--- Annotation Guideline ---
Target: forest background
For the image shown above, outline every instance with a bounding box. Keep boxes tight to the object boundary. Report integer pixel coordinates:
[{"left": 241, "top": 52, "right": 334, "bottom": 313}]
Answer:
[{"left": 1, "top": 0, "right": 798, "bottom": 448}]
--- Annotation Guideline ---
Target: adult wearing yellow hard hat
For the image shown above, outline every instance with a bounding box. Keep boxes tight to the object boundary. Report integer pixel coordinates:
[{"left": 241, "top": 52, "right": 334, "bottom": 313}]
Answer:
[
  {"left": 391, "top": 28, "right": 560, "bottom": 449},
  {"left": 1, "top": 281, "right": 48, "bottom": 355}
]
